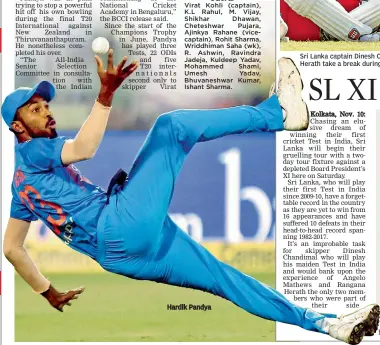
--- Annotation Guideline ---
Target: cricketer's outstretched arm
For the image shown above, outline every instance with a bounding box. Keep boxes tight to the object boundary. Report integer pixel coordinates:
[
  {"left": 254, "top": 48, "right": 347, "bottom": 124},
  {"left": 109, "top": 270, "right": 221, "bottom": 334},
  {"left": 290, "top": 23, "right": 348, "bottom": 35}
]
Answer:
[
  {"left": 4, "top": 218, "right": 85, "bottom": 312},
  {"left": 4, "top": 218, "right": 50, "bottom": 293},
  {"left": 61, "top": 49, "right": 138, "bottom": 166}
]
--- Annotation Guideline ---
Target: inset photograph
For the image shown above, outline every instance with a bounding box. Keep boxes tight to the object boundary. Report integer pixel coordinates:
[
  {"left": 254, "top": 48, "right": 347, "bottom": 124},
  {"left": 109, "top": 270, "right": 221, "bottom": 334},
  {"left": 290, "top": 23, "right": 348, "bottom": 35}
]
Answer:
[{"left": 280, "top": 0, "right": 380, "bottom": 51}]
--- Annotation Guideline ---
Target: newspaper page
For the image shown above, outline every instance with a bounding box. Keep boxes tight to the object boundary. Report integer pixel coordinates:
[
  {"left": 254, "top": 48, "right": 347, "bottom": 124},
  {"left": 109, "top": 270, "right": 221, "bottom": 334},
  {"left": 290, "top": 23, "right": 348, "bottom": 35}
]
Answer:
[{"left": 0, "top": 0, "right": 379, "bottom": 344}]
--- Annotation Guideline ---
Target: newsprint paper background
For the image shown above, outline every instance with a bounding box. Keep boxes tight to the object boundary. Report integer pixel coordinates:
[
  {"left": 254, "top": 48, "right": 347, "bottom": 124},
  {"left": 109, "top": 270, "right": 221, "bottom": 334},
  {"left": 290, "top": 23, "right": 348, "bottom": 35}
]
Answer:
[{"left": 1, "top": 0, "right": 380, "bottom": 344}]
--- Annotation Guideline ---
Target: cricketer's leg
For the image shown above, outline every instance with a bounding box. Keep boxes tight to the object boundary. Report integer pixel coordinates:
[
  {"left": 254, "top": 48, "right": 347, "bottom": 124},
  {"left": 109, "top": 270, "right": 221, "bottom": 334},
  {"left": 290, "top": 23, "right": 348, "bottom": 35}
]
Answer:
[
  {"left": 107, "top": 216, "right": 336, "bottom": 333},
  {"left": 96, "top": 58, "right": 306, "bottom": 258},
  {"left": 96, "top": 95, "right": 283, "bottom": 259},
  {"left": 350, "top": 0, "right": 380, "bottom": 30},
  {"left": 284, "top": 0, "right": 376, "bottom": 41}
]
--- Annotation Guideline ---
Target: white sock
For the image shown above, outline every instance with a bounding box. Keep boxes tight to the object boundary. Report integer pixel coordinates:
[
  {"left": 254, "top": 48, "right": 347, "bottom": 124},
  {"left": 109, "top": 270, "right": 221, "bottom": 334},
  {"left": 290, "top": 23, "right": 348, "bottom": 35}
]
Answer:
[
  {"left": 350, "top": 0, "right": 380, "bottom": 30},
  {"left": 285, "top": 0, "right": 373, "bottom": 41},
  {"left": 315, "top": 317, "right": 341, "bottom": 333}
]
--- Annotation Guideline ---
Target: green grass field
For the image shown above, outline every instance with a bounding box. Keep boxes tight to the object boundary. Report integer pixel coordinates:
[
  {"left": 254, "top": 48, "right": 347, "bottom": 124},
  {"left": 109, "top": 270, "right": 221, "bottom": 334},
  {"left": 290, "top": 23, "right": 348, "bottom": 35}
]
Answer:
[
  {"left": 281, "top": 41, "right": 380, "bottom": 51},
  {"left": 15, "top": 272, "right": 275, "bottom": 342}
]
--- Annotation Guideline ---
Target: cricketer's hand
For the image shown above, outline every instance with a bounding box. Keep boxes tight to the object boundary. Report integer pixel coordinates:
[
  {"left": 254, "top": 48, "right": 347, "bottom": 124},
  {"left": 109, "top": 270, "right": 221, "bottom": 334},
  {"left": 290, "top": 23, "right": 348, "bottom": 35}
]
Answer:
[
  {"left": 41, "top": 285, "right": 85, "bottom": 312},
  {"left": 95, "top": 49, "right": 139, "bottom": 107}
]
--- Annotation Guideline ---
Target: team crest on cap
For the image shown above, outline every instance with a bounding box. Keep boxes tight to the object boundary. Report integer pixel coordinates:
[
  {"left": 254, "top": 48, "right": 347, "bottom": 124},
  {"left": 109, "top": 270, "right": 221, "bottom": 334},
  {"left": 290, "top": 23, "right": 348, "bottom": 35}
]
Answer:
[{"left": 348, "top": 28, "right": 360, "bottom": 40}]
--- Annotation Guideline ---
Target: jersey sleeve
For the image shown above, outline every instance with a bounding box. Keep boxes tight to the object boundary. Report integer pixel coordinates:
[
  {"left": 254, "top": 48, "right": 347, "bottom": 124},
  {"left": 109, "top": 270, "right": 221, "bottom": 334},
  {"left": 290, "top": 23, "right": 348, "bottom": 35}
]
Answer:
[
  {"left": 10, "top": 196, "right": 38, "bottom": 222},
  {"left": 21, "top": 136, "right": 68, "bottom": 171}
]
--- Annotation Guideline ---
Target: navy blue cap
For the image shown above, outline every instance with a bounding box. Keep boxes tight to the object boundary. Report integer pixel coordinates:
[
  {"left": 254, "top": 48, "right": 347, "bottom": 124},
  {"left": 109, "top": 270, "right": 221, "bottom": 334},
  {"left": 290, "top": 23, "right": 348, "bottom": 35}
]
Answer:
[{"left": 1, "top": 81, "right": 56, "bottom": 127}]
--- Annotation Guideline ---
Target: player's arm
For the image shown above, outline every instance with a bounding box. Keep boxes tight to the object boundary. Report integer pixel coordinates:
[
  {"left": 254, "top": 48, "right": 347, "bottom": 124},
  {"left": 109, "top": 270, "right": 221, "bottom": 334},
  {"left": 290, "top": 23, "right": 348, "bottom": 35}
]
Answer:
[
  {"left": 3, "top": 218, "right": 84, "bottom": 312},
  {"left": 61, "top": 49, "right": 138, "bottom": 166}
]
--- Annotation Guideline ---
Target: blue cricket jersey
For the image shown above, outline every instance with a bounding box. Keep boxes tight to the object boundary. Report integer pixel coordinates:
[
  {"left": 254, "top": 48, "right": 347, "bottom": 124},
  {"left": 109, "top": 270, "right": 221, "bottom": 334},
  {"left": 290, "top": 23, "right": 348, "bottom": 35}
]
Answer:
[{"left": 10, "top": 136, "right": 107, "bottom": 259}]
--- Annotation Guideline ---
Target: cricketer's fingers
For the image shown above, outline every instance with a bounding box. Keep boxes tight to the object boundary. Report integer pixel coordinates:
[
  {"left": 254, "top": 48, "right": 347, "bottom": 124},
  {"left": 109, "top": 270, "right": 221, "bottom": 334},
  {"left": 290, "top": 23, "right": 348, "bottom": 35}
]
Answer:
[
  {"left": 107, "top": 49, "right": 114, "bottom": 72},
  {"left": 95, "top": 56, "right": 104, "bottom": 75},
  {"left": 59, "top": 287, "right": 85, "bottom": 306},
  {"left": 122, "top": 61, "right": 139, "bottom": 78},
  {"left": 66, "top": 287, "right": 85, "bottom": 300},
  {"left": 73, "top": 286, "right": 85, "bottom": 295},
  {"left": 117, "top": 56, "right": 128, "bottom": 73}
]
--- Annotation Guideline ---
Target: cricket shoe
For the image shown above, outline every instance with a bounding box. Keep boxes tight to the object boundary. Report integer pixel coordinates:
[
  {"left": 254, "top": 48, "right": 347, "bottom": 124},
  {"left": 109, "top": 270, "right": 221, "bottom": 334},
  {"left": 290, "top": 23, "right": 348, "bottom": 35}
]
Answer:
[
  {"left": 276, "top": 57, "right": 309, "bottom": 131},
  {"left": 359, "top": 32, "right": 380, "bottom": 42},
  {"left": 339, "top": 304, "right": 380, "bottom": 337},
  {"left": 329, "top": 318, "right": 366, "bottom": 345}
]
